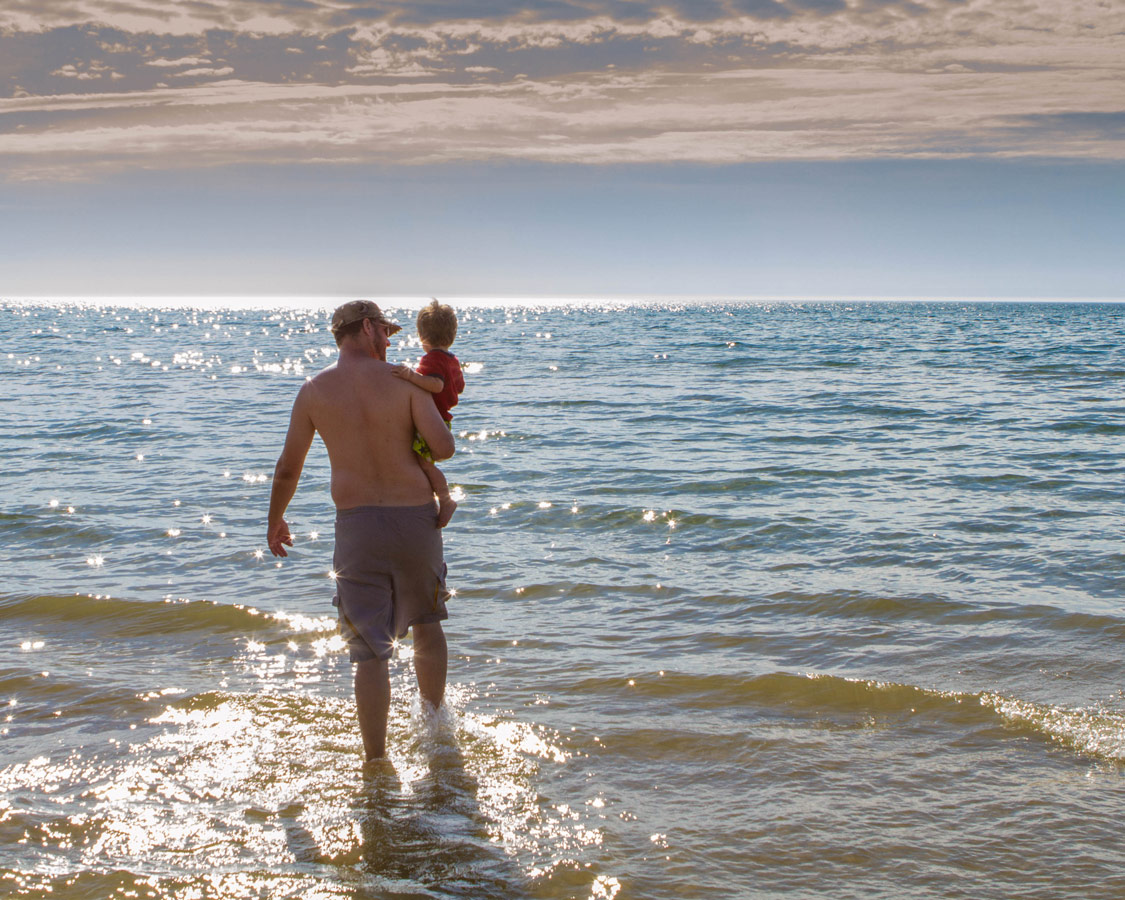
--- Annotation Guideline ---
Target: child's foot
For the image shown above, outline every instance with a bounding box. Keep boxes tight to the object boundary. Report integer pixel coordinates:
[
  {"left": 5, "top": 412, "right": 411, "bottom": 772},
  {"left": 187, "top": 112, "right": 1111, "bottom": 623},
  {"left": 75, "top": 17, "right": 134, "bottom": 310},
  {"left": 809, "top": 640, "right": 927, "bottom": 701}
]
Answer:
[{"left": 436, "top": 495, "right": 458, "bottom": 528}]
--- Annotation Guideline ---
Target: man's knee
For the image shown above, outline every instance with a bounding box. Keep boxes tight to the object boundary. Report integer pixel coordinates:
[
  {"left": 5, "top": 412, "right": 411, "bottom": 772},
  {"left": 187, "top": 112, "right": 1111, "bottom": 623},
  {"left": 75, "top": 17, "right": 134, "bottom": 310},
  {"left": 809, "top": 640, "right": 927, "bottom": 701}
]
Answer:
[
  {"left": 356, "top": 656, "right": 389, "bottom": 680},
  {"left": 412, "top": 621, "right": 445, "bottom": 651}
]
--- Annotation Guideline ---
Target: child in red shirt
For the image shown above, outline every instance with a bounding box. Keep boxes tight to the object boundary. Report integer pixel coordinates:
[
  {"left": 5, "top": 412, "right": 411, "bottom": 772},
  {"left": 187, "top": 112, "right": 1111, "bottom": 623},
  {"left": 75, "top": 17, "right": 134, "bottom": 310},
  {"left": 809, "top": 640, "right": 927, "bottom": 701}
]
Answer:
[{"left": 392, "top": 299, "right": 466, "bottom": 527}]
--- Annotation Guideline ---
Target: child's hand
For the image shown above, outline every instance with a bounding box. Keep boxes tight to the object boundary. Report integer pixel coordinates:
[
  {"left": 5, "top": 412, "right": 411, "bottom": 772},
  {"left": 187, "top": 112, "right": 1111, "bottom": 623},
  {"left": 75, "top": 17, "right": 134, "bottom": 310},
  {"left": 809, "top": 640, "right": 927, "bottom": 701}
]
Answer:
[{"left": 391, "top": 364, "right": 413, "bottom": 380}]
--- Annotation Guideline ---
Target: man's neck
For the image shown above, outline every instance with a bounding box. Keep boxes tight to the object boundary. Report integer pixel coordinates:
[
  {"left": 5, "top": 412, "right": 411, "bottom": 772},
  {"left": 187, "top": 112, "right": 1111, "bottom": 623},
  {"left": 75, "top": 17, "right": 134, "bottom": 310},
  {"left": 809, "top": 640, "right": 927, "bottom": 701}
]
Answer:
[{"left": 338, "top": 341, "right": 384, "bottom": 362}]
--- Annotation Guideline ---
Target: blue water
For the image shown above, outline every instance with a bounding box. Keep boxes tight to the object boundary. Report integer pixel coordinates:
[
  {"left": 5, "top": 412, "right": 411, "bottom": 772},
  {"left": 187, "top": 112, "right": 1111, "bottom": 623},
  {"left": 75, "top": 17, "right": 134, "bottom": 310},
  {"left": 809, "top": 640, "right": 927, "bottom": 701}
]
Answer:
[{"left": 2, "top": 299, "right": 1124, "bottom": 899}]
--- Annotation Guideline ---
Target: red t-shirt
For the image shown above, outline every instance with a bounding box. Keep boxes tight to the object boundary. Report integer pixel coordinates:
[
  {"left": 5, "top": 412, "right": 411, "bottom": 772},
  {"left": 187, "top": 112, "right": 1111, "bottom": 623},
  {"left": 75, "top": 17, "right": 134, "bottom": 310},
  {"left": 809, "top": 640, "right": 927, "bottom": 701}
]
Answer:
[{"left": 417, "top": 348, "right": 464, "bottom": 421}]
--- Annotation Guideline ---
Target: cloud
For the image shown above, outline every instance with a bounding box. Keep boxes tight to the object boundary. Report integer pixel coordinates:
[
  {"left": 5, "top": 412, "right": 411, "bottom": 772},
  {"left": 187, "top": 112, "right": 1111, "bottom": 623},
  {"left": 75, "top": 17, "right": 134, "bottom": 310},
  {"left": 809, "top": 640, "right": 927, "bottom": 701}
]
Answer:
[
  {"left": 146, "top": 56, "right": 213, "bottom": 66},
  {"left": 0, "top": 0, "right": 1122, "bottom": 179},
  {"left": 172, "top": 66, "right": 235, "bottom": 77},
  {"left": 0, "top": 0, "right": 975, "bottom": 31}
]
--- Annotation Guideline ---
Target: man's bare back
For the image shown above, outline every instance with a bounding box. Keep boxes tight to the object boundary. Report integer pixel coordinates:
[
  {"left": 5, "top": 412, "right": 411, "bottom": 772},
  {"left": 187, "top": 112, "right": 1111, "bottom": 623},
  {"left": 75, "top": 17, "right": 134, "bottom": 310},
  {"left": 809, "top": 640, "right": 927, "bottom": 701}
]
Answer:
[
  {"left": 302, "top": 356, "right": 451, "bottom": 509},
  {"left": 267, "top": 320, "right": 453, "bottom": 549}
]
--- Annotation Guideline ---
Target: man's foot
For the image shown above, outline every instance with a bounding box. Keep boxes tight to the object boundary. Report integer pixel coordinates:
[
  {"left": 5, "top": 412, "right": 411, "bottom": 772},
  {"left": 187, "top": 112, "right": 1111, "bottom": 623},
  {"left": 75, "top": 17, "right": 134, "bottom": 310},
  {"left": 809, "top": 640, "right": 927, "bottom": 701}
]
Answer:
[
  {"left": 361, "top": 756, "right": 397, "bottom": 776},
  {"left": 436, "top": 495, "right": 457, "bottom": 528}
]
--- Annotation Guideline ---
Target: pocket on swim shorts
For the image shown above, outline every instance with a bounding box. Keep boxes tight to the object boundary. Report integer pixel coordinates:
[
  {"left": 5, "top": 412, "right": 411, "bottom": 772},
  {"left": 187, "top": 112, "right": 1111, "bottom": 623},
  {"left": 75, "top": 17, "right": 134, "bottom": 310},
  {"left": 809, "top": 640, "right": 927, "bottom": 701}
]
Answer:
[
  {"left": 333, "top": 574, "right": 395, "bottom": 662},
  {"left": 432, "top": 561, "right": 452, "bottom": 615}
]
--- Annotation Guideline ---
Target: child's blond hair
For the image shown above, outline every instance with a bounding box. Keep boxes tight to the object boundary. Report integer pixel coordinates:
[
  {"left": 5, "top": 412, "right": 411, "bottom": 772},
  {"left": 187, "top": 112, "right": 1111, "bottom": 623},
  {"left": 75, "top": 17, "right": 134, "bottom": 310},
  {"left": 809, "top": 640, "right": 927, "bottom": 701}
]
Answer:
[{"left": 416, "top": 299, "right": 458, "bottom": 348}]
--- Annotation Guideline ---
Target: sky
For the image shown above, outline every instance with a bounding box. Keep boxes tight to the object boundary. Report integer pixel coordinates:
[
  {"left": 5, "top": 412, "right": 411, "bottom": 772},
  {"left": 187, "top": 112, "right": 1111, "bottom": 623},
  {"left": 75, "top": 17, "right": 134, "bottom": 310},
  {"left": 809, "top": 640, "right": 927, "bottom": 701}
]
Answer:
[{"left": 1, "top": 0, "right": 1122, "bottom": 298}]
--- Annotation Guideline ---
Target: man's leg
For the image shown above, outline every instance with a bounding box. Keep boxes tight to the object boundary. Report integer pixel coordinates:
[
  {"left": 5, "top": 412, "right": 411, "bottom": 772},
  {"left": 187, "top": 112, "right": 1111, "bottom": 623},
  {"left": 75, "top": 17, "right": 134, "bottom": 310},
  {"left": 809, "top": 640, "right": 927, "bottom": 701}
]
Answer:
[
  {"left": 355, "top": 657, "right": 391, "bottom": 760},
  {"left": 412, "top": 621, "right": 447, "bottom": 711}
]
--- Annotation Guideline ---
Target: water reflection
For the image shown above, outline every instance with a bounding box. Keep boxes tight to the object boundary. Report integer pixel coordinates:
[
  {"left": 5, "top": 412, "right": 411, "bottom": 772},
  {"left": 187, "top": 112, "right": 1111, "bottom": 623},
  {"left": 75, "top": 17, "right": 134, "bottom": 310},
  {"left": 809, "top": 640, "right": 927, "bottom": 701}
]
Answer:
[
  {"left": 356, "top": 738, "right": 526, "bottom": 898},
  {"left": 0, "top": 639, "right": 611, "bottom": 898}
]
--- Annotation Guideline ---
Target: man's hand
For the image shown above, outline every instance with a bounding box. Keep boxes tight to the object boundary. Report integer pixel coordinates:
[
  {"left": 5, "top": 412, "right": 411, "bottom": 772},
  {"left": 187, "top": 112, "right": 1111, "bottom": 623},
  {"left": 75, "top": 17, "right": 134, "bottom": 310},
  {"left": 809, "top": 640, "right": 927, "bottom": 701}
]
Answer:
[{"left": 268, "top": 518, "right": 294, "bottom": 557}]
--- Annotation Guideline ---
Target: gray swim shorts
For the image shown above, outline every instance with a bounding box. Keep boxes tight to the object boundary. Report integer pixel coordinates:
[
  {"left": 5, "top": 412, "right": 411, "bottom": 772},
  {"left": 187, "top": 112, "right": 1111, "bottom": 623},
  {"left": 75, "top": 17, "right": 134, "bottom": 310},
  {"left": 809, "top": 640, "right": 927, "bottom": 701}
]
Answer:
[{"left": 332, "top": 503, "right": 450, "bottom": 663}]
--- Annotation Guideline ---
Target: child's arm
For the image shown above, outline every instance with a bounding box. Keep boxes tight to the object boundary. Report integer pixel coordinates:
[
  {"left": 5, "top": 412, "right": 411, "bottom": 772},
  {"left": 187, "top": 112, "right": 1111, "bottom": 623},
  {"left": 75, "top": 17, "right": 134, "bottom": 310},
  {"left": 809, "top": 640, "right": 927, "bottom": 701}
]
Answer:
[{"left": 391, "top": 363, "right": 443, "bottom": 394}]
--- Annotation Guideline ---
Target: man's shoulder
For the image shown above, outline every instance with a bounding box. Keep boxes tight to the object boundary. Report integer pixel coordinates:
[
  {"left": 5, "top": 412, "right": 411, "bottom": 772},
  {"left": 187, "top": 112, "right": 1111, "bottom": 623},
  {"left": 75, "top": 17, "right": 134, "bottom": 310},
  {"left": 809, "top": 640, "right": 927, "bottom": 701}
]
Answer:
[
  {"left": 316, "top": 356, "right": 393, "bottom": 377},
  {"left": 305, "top": 358, "right": 396, "bottom": 394},
  {"left": 302, "top": 362, "right": 336, "bottom": 392}
]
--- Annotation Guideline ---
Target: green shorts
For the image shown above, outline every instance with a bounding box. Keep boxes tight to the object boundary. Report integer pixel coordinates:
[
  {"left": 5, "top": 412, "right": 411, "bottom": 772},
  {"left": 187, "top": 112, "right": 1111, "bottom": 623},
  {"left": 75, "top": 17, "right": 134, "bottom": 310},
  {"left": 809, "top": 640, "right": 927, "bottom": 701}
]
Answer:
[{"left": 413, "top": 419, "right": 452, "bottom": 463}]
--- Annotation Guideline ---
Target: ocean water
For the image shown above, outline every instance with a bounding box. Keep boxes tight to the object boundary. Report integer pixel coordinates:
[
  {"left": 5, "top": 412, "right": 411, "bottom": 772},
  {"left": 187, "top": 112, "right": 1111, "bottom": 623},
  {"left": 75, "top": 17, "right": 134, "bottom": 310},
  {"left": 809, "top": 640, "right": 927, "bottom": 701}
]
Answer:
[{"left": 1, "top": 298, "right": 1123, "bottom": 900}]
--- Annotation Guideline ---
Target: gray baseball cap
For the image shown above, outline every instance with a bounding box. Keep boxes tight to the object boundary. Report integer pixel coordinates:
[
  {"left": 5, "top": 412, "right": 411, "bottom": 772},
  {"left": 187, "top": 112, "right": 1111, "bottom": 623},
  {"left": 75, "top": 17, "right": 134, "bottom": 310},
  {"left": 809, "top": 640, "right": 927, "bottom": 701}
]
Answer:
[{"left": 330, "top": 300, "right": 402, "bottom": 336}]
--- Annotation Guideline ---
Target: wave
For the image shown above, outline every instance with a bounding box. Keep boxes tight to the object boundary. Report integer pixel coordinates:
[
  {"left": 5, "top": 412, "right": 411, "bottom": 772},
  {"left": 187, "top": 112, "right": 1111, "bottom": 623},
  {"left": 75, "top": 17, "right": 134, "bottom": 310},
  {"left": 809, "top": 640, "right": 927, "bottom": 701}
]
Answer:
[
  {"left": 20, "top": 423, "right": 152, "bottom": 443},
  {"left": 1044, "top": 420, "right": 1125, "bottom": 436},
  {"left": 978, "top": 691, "right": 1125, "bottom": 764},
  {"left": 575, "top": 670, "right": 1125, "bottom": 764},
  {"left": 0, "top": 592, "right": 335, "bottom": 639},
  {"left": 0, "top": 667, "right": 155, "bottom": 730},
  {"left": 752, "top": 589, "right": 1125, "bottom": 637}
]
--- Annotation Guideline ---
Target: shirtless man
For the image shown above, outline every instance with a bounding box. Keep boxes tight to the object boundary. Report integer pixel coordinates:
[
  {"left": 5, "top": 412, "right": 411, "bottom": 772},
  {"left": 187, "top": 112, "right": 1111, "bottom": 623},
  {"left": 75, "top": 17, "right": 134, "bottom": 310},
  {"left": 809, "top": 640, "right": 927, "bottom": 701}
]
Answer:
[{"left": 267, "top": 300, "right": 455, "bottom": 761}]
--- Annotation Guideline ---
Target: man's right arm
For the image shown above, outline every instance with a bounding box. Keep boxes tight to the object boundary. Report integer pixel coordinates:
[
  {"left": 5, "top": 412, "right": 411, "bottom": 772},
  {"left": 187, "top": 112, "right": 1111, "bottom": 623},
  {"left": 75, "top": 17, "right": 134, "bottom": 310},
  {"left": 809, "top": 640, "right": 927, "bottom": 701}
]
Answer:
[
  {"left": 268, "top": 384, "right": 316, "bottom": 557},
  {"left": 411, "top": 387, "right": 455, "bottom": 461}
]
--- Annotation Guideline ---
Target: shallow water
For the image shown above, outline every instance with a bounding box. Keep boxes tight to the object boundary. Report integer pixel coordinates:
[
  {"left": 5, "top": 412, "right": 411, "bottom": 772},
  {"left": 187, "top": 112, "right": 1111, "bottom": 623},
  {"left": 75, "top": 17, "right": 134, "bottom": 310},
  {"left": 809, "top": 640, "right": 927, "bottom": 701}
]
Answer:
[{"left": 2, "top": 299, "right": 1124, "bottom": 899}]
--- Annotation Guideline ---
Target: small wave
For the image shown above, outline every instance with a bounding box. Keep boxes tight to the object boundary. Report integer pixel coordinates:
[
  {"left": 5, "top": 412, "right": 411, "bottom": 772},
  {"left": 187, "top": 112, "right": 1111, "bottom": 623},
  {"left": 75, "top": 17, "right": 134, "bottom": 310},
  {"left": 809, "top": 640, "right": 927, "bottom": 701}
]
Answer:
[
  {"left": 537, "top": 398, "right": 624, "bottom": 408},
  {"left": 1011, "top": 365, "right": 1125, "bottom": 379},
  {"left": 762, "top": 590, "right": 979, "bottom": 624},
  {"left": 675, "top": 476, "right": 780, "bottom": 494},
  {"left": 980, "top": 692, "right": 1125, "bottom": 763},
  {"left": 0, "top": 592, "right": 335, "bottom": 638},
  {"left": 1, "top": 515, "right": 120, "bottom": 545},
  {"left": 757, "top": 590, "right": 1125, "bottom": 637},
  {"left": 1044, "top": 420, "right": 1125, "bottom": 436},
  {"left": 760, "top": 433, "right": 850, "bottom": 446},
  {"left": 23, "top": 422, "right": 150, "bottom": 443},
  {"left": 944, "top": 472, "right": 1043, "bottom": 488},
  {"left": 768, "top": 465, "right": 885, "bottom": 480},
  {"left": 457, "top": 581, "right": 621, "bottom": 603},
  {"left": 709, "top": 356, "right": 767, "bottom": 370},
  {"left": 576, "top": 670, "right": 1125, "bottom": 764},
  {"left": 819, "top": 401, "right": 932, "bottom": 418},
  {"left": 0, "top": 668, "right": 153, "bottom": 731}
]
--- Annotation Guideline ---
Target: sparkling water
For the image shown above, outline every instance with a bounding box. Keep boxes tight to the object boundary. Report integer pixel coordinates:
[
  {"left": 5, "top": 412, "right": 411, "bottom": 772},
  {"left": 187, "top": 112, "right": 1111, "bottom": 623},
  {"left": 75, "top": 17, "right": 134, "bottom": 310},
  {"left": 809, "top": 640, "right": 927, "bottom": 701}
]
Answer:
[{"left": 2, "top": 299, "right": 1123, "bottom": 899}]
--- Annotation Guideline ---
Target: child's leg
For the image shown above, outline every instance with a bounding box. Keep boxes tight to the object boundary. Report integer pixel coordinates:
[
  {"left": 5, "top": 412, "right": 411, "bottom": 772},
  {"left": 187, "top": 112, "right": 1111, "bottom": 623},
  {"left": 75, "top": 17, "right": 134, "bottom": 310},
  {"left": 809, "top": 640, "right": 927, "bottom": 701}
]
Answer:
[{"left": 418, "top": 456, "right": 457, "bottom": 528}]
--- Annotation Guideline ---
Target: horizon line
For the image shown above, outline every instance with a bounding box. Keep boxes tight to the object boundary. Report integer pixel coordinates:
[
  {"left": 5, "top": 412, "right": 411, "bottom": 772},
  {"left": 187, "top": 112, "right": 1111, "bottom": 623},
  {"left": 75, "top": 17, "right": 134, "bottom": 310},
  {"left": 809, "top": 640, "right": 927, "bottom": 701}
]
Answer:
[{"left": 4, "top": 294, "right": 1124, "bottom": 309}]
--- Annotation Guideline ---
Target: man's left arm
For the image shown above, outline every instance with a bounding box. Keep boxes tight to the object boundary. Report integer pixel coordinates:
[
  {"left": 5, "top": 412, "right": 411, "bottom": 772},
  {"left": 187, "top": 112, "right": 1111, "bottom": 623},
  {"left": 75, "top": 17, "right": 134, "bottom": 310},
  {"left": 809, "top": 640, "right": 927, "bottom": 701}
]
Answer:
[
  {"left": 412, "top": 387, "right": 455, "bottom": 462},
  {"left": 268, "top": 385, "right": 316, "bottom": 557}
]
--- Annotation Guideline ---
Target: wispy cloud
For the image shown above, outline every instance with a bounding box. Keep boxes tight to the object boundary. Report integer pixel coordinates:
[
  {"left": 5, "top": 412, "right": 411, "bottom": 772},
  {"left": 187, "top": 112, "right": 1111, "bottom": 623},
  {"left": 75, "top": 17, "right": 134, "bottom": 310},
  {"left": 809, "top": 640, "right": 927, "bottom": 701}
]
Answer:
[{"left": 1, "top": 0, "right": 1122, "bottom": 179}]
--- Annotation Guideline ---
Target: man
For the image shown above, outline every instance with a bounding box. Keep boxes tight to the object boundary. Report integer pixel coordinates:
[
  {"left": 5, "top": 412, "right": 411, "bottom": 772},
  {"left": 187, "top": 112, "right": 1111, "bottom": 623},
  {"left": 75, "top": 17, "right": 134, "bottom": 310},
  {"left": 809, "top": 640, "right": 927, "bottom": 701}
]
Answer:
[{"left": 267, "top": 300, "right": 456, "bottom": 761}]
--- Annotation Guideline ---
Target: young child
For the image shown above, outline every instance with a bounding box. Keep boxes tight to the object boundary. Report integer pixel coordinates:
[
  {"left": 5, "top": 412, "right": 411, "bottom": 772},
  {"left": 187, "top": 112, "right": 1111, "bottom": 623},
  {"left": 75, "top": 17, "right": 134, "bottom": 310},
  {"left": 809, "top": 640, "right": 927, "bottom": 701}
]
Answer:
[{"left": 392, "top": 299, "right": 465, "bottom": 528}]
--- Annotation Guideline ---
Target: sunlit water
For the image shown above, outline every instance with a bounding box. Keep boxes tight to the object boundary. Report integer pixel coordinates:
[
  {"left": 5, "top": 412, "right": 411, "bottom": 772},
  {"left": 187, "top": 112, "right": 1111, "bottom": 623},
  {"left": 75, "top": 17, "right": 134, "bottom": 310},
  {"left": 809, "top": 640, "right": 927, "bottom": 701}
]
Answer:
[{"left": 2, "top": 299, "right": 1124, "bottom": 899}]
